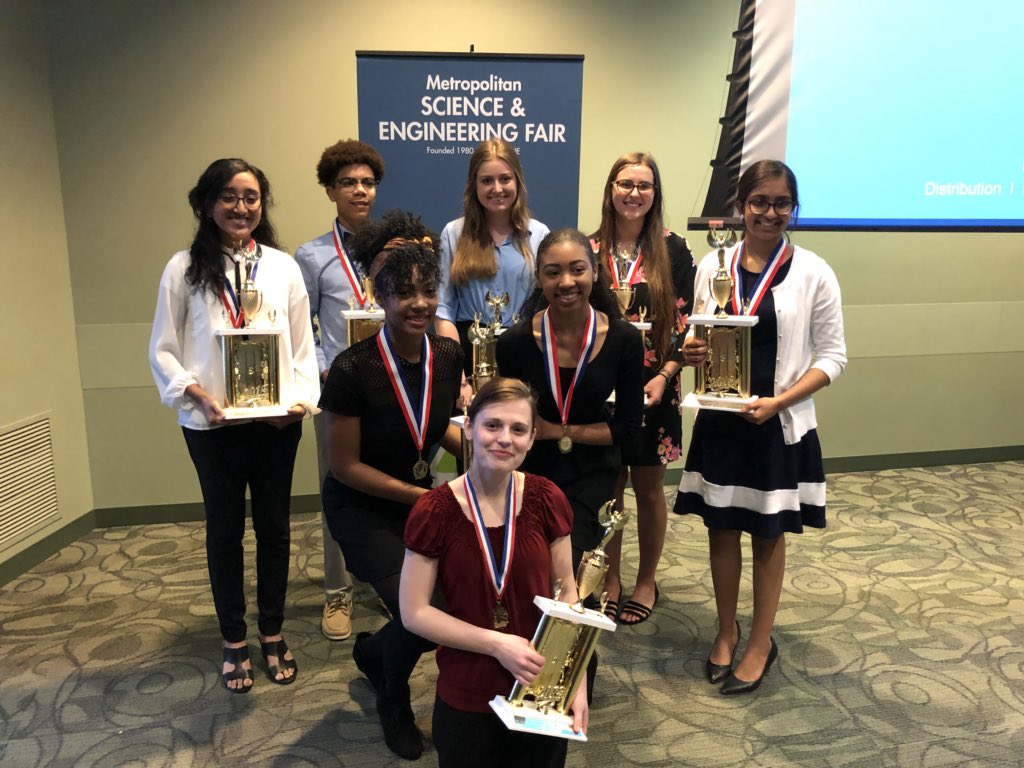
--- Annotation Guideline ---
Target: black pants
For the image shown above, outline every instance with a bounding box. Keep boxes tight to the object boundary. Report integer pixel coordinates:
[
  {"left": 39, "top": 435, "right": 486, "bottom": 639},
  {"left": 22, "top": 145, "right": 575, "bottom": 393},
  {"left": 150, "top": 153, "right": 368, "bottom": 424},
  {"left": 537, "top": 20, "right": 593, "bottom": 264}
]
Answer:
[
  {"left": 183, "top": 421, "right": 302, "bottom": 643},
  {"left": 432, "top": 695, "right": 568, "bottom": 768}
]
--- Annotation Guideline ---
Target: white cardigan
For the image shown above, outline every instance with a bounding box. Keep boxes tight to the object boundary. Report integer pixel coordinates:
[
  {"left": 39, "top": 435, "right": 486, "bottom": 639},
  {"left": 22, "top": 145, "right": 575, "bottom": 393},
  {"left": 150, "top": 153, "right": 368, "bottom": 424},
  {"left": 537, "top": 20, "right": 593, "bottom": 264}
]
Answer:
[
  {"left": 690, "top": 243, "right": 847, "bottom": 444},
  {"left": 149, "top": 245, "right": 321, "bottom": 430}
]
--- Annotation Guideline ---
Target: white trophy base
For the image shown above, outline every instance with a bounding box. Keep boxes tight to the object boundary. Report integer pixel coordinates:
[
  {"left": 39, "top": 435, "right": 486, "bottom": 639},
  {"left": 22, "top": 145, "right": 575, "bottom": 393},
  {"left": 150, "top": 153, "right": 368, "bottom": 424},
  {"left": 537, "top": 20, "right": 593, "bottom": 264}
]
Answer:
[
  {"left": 340, "top": 308, "right": 385, "bottom": 320},
  {"left": 687, "top": 313, "right": 759, "bottom": 327},
  {"left": 221, "top": 404, "right": 292, "bottom": 420},
  {"left": 533, "top": 596, "right": 617, "bottom": 631},
  {"left": 630, "top": 321, "right": 652, "bottom": 331},
  {"left": 489, "top": 696, "right": 587, "bottom": 741},
  {"left": 682, "top": 391, "right": 758, "bottom": 412}
]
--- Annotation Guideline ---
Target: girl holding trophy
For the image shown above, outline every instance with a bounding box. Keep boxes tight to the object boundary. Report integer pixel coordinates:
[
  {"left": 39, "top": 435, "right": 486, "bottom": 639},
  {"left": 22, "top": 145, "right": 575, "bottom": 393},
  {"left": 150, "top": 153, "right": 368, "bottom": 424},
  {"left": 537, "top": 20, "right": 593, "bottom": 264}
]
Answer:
[
  {"left": 149, "top": 158, "right": 320, "bottom": 692},
  {"left": 435, "top": 139, "right": 550, "bottom": 384},
  {"left": 319, "top": 210, "right": 464, "bottom": 760},
  {"left": 590, "top": 152, "right": 696, "bottom": 626},
  {"left": 676, "top": 160, "right": 846, "bottom": 694},
  {"left": 401, "top": 377, "right": 585, "bottom": 766}
]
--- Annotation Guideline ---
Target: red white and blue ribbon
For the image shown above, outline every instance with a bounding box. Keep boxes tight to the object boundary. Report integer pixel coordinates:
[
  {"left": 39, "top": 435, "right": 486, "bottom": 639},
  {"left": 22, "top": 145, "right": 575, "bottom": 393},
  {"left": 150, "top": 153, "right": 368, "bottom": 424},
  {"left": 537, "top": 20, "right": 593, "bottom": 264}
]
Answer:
[
  {"left": 376, "top": 326, "right": 433, "bottom": 453},
  {"left": 730, "top": 238, "right": 788, "bottom": 316},
  {"left": 219, "top": 241, "right": 259, "bottom": 328},
  {"left": 463, "top": 472, "right": 517, "bottom": 601},
  {"left": 332, "top": 219, "right": 366, "bottom": 306},
  {"left": 540, "top": 305, "right": 597, "bottom": 429}
]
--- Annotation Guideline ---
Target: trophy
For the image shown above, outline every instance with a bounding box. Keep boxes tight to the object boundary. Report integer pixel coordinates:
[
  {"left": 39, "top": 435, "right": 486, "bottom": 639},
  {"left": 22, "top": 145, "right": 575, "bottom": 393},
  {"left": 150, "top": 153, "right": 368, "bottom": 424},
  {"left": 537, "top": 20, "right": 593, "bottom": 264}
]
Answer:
[
  {"left": 467, "top": 290, "right": 509, "bottom": 392},
  {"left": 490, "top": 501, "right": 628, "bottom": 741},
  {"left": 611, "top": 246, "right": 637, "bottom": 319},
  {"left": 682, "top": 224, "right": 759, "bottom": 411},
  {"left": 217, "top": 247, "right": 288, "bottom": 418},
  {"left": 341, "top": 274, "right": 385, "bottom": 344}
]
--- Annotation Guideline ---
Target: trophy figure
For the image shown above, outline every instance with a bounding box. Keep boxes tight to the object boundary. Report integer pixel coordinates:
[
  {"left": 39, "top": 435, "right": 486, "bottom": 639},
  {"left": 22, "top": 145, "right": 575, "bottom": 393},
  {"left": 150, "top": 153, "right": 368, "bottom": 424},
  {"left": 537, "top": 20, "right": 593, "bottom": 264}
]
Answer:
[
  {"left": 490, "top": 501, "right": 628, "bottom": 741},
  {"left": 682, "top": 224, "right": 758, "bottom": 411},
  {"left": 217, "top": 248, "right": 287, "bottom": 418},
  {"left": 342, "top": 274, "right": 385, "bottom": 344},
  {"left": 468, "top": 290, "right": 508, "bottom": 393},
  {"left": 611, "top": 246, "right": 636, "bottom": 319}
]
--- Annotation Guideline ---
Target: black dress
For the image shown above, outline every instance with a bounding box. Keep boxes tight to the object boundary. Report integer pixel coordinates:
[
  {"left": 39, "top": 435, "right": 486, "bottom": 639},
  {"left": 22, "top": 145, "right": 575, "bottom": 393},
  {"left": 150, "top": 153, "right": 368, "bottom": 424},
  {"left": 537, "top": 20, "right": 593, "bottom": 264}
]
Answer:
[
  {"left": 599, "top": 232, "right": 696, "bottom": 466},
  {"left": 496, "top": 315, "right": 644, "bottom": 558},
  {"left": 319, "top": 332, "right": 463, "bottom": 581},
  {"left": 674, "top": 260, "right": 826, "bottom": 538}
]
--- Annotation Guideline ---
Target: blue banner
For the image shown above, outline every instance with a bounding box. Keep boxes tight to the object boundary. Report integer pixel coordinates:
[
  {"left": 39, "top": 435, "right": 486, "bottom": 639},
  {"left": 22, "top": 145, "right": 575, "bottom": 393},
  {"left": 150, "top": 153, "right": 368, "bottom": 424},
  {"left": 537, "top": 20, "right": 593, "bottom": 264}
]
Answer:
[{"left": 356, "top": 52, "right": 583, "bottom": 234}]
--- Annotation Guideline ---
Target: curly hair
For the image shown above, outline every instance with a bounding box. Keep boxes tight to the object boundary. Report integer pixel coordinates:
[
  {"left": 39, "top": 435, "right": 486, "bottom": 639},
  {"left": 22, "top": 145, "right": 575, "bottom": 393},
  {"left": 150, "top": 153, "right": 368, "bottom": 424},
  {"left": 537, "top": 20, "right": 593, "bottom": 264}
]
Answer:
[
  {"left": 451, "top": 139, "right": 535, "bottom": 285},
  {"left": 185, "top": 158, "right": 280, "bottom": 298},
  {"left": 315, "top": 139, "right": 385, "bottom": 187},
  {"left": 347, "top": 209, "right": 440, "bottom": 299},
  {"left": 591, "top": 152, "right": 675, "bottom": 364},
  {"left": 520, "top": 228, "right": 620, "bottom": 318}
]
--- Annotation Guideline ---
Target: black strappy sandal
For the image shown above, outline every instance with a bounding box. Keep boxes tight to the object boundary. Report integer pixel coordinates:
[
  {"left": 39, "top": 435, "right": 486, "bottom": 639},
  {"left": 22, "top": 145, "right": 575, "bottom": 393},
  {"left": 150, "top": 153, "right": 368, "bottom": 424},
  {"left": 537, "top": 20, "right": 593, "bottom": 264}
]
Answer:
[
  {"left": 260, "top": 637, "right": 298, "bottom": 685},
  {"left": 220, "top": 645, "right": 254, "bottom": 694}
]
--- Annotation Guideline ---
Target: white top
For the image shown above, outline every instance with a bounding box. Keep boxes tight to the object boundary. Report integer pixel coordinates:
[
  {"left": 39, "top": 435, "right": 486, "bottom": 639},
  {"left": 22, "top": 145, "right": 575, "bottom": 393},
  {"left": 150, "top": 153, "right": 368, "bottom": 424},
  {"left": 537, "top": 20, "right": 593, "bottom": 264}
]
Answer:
[
  {"left": 690, "top": 243, "right": 847, "bottom": 444},
  {"left": 149, "top": 245, "right": 321, "bottom": 430}
]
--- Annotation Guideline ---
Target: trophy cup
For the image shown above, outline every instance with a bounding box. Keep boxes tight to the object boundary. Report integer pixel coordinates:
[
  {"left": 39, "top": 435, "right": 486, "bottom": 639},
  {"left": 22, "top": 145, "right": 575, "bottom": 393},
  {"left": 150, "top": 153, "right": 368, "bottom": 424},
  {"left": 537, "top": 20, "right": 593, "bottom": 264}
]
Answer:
[
  {"left": 217, "top": 249, "right": 288, "bottom": 418},
  {"left": 682, "top": 224, "right": 759, "bottom": 411},
  {"left": 490, "top": 502, "right": 628, "bottom": 741},
  {"left": 341, "top": 274, "right": 386, "bottom": 344},
  {"left": 611, "top": 247, "right": 636, "bottom": 319}
]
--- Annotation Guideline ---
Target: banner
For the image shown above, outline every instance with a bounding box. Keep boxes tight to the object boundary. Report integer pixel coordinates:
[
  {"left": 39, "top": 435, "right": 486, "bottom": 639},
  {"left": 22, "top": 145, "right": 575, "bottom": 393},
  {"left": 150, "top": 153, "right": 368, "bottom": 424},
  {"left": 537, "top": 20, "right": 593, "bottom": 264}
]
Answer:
[{"left": 357, "top": 52, "right": 584, "bottom": 233}]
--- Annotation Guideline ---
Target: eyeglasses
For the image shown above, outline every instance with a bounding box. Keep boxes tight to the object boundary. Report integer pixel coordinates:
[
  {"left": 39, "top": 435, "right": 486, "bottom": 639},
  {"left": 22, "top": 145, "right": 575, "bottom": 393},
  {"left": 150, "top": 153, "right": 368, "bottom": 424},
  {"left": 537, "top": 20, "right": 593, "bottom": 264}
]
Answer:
[
  {"left": 333, "top": 177, "right": 379, "bottom": 191},
  {"left": 218, "top": 191, "right": 261, "bottom": 208},
  {"left": 746, "top": 197, "right": 795, "bottom": 215},
  {"left": 612, "top": 179, "right": 656, "bottom": 195}
]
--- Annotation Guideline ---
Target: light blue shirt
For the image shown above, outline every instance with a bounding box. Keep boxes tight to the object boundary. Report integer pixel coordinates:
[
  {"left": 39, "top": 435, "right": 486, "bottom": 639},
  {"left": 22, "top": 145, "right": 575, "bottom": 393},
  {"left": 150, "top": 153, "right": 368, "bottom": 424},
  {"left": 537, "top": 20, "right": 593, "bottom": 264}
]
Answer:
[
  {"left": 437, "top": 217, "right": 549, "bottom": 326},
  {"left": 294, "top": 223, "right": 363, "bottom": 373}
]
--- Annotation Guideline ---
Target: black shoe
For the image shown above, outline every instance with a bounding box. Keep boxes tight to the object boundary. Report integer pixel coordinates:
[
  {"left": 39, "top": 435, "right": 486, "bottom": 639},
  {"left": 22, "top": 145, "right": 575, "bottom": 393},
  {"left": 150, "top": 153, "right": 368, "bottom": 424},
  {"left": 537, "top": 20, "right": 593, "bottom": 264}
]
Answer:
[
  {"left": 377, "top": 691, "right": 423, "bottom": 760},
  {"left": 720, "top": 637, "right": 778, "bottom": 695},
  {"left": 353, "top": 631, "right": 383, "bottom": 691},
  {"left": 705, "top": 620, "right": 741, "bottom": 684}
]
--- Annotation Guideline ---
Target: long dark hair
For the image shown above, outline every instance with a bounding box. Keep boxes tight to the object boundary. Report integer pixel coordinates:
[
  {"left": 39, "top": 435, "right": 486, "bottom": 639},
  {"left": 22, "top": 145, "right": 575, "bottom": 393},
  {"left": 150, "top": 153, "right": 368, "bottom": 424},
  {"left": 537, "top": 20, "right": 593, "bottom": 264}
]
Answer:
[
  {"left": 520, "top": 228, "right": 620, "bottom": 318},
  {"left": 185, "top": 158, "right": 280, "bottom": 297},
  {"left": 591, "top": 152, "right": 675, "bottom": 363}
]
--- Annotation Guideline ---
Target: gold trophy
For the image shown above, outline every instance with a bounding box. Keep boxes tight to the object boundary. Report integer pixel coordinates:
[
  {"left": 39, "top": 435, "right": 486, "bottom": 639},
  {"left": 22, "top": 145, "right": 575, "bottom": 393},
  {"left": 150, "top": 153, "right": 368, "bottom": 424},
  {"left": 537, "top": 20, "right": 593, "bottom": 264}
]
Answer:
[
  {"left": 217, "top": 247, "right": 287, "bottom": 418},
  {"left": 489, "top": 501, "right": 628, "bottom": 741},
  {"left": 683, "top": 224, "right": 759, "bottom": 411},
  {"left": 341, "top": 274, "right": 385, "bottom": 345}
]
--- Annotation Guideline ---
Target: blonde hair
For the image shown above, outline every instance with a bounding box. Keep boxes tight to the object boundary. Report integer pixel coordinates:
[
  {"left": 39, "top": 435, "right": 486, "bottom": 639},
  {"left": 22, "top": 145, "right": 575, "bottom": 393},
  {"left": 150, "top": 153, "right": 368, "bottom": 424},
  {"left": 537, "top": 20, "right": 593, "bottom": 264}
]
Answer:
[{"left": 451, "top": 139, "right": 535, "bottom": 286}]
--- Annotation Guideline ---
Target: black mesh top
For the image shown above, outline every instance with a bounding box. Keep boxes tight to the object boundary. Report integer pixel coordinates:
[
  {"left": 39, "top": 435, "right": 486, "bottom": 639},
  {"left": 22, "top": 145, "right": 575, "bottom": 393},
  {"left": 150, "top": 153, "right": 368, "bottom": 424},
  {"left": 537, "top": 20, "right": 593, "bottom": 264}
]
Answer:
[{"left": 319, "top": 332, "right": 464, "bottom": 487}]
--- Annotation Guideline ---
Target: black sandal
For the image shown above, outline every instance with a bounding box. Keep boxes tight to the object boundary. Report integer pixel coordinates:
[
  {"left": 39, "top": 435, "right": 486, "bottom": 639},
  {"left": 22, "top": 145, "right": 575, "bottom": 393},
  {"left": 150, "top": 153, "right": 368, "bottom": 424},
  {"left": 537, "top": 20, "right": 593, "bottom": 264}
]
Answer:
[
  {"left": 220, "top": 645, "right": 254, "bottom": 694},
  {"left": 618, "top": 585, "right": 660, "bottom": 626},
  {"left": 260, "top": 637, "right": 298, "bottom": 685}
]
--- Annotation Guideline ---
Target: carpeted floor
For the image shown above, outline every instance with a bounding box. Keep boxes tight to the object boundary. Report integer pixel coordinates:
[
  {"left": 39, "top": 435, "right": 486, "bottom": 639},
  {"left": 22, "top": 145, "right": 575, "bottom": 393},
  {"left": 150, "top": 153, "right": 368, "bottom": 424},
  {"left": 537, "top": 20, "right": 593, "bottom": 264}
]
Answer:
[{"left": 2, "top": 462, "right": 1022, "bottom": 767}]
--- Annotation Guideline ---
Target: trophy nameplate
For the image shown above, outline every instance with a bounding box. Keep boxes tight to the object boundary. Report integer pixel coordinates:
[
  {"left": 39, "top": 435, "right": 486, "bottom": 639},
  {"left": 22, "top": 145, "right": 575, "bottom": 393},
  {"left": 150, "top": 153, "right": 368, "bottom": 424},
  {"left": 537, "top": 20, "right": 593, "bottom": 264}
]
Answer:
[
  {"left": 341, "top": 308, "right": 386, "bottom": 345},
  {"left": 490, "top": 503, "right": 627, "bottom": 741},
  {"left": 216, "top": 328, "right": 289, "bottom": 419}
]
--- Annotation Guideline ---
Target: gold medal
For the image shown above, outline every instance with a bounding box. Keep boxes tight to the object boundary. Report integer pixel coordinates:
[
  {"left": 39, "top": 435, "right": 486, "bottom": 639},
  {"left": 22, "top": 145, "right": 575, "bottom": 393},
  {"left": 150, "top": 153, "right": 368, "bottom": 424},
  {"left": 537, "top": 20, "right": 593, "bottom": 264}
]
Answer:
[
  {"left": 558, "top": 434, "right": 573, "bottom": 454},
  {"left": 493, "top": 600, "right": 509, "bottom": 630},
  {"left": 412, "top": 457, "right": 429, "bottom": 480}
]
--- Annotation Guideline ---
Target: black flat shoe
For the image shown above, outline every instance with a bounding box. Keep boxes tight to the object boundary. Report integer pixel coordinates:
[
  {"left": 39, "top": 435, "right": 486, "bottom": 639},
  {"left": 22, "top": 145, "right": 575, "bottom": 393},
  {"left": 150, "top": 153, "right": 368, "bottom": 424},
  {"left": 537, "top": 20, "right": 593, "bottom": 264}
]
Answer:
[
  {"left": 618, "top": 584, "right": 660, "bottom": 626},
  {"left": 220, "top": 645, "right": 254, "bottom": 694},
  {"left": 705, "top": 620, "right": 741, "bottom": 684},
  {"left": 720, "top": 637, "right": 778, "bottom": 695},
  {"left": 259, "top": 637, "right": 298, "bottom": 685},
  {"left": 377, "top": 690, "right": 423, "bottom": 760}
]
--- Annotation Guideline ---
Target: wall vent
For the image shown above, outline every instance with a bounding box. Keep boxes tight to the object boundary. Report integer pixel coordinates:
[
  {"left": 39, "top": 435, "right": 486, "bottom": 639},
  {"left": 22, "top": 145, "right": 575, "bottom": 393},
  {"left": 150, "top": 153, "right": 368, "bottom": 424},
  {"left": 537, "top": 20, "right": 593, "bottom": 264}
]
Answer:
[{"left": 0, "top": 417, "right": 60, "bottom": 552}]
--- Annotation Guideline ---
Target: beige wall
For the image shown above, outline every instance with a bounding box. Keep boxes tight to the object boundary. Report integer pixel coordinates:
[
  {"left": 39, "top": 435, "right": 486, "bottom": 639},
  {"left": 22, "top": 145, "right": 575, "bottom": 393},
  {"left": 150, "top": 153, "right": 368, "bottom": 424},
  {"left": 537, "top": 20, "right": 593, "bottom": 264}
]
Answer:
[
  {"left": 14, "top": 0, "right": 1024, "bottom": 519},
  {"left": 1, "top": 1, "right": 94, "bottom": 560}
]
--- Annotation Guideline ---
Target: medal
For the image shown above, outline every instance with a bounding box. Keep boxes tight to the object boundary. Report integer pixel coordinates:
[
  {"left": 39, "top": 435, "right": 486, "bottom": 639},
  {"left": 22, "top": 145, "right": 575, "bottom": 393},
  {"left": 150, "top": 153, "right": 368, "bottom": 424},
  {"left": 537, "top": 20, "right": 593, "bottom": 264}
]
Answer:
[
  {"left": 464, "top": 472, "right": 517, "bottom": 631},
  {"left": 412, "top": 458, "right": 429, "bottom": 480},
  {"left": 493, "top": 601, "right": 509, "bottom": 630},
  {"left": 377, "top": 326, "right": 434, "bottom": 481},
  {"left": 540, "top": 306, "right": 597, "bottom": 450},
  {"left": 332, "top": 220, "right": 367, "bottom": 307},
  {"left": 731, "top": 238, "right": 788, "bottom": 316}
]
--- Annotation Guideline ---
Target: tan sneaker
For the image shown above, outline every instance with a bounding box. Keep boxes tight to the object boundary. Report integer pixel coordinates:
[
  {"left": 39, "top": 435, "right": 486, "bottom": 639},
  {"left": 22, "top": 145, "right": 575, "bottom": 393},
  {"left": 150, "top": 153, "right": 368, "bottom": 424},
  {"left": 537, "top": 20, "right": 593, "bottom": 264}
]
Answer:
[{"left": 321, "top": 595, "right": 352, "bottom": 641}]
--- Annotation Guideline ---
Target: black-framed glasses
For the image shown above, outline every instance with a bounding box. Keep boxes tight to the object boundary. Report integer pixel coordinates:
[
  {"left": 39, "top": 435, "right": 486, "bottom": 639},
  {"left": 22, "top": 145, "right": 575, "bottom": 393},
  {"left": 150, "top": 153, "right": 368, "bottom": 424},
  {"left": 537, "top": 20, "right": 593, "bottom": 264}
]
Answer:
[
  {"left": 612, "top": 179, "right": 656, "bottom": 195},
  {"left": 217, "top": 191, "right": 261, "bottom": 208},
  {"left": 333, "top": 177, "right": 379, "bottom": 191},
  {"left": 746, "top": 197, "right": 794, "bottom": 215}
]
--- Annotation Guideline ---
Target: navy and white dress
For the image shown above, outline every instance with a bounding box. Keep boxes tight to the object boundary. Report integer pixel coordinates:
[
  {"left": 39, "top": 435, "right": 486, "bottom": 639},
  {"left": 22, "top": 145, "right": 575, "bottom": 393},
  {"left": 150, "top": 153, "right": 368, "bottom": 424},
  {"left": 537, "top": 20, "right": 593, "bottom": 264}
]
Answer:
[{"left": 674, "top": 243, "right": 846, "bottom": 538}]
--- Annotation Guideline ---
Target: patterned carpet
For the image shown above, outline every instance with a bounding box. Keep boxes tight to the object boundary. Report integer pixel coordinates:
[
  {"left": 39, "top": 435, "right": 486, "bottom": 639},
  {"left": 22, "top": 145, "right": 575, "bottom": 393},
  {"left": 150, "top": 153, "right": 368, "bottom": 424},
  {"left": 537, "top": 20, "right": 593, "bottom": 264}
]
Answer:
[{"left": 1, "top": 462, "right": 1022, "bottom": 767}]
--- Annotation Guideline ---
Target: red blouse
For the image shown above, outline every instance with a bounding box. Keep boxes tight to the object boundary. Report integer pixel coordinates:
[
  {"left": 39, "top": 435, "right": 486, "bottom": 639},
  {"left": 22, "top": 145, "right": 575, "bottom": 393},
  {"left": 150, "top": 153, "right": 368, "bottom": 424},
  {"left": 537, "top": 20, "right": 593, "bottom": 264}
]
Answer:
[{"left": 404, "top": 473, "right": 573, "bottom": 713}]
